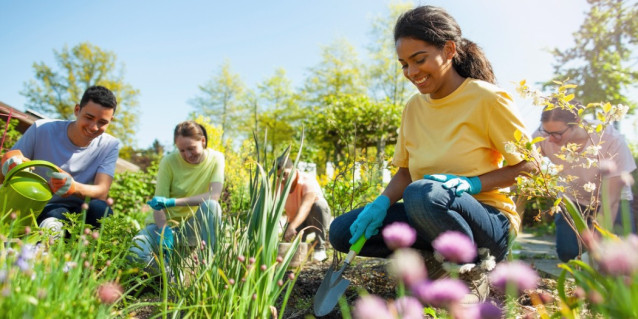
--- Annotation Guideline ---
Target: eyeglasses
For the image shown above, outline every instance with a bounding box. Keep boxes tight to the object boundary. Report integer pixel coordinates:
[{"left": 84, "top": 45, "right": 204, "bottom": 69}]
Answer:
[{"left": 538, "top": 126, "right": 572, "bottom": 139}]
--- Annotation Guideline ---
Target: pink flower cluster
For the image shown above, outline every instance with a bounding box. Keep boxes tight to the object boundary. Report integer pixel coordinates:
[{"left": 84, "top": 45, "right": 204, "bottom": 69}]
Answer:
[{"left": 352, "top": 230, "right": 540, "bottom": 319}]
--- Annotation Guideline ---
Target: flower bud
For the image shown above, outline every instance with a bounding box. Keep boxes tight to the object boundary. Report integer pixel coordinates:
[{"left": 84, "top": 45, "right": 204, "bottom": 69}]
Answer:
[{"left": 97, "top": 282, "right": 123, "bottom": 304}]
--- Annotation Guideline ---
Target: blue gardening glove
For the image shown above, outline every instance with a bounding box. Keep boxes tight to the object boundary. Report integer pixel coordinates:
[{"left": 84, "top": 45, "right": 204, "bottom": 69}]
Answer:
[
  {"left": 423, "top": 174, "right": 482, "bottom": 196},
  {"left": 157, "top": 226, "right": 174, "bottom": 260},
  {"left": 147, "top": 196, "right": 176, "bottom": 211},
  {"left": 349, "top": 195, "right": 391, "bottom": 244}
]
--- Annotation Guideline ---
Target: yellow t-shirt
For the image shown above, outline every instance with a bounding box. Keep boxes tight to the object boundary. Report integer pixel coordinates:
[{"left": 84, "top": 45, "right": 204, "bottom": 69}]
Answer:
[
  {"left": 392, "top": 78, "right": 527, "bottom": 233},
  {"left": 154, "top": 148, "right": 225, "bottom": 223}
]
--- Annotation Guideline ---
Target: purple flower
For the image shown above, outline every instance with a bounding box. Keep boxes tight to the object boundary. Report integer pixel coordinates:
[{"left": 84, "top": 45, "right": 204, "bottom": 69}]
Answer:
[
  {"left": 451, "top": 302, "right": 502, "bottom": 319},
  {"left": 412, "top": 278, "right": 469, "bottom": 308},
  {"left": 489, "top": 261, "right": 539, "bottom": 295},
  {"left": 382, "top": 222, "right": 417, "bottom": 250},
  {"left": 394, "top": 296, "right": 424, "bottom": 319},
  {"left": 352, "top": 295, "right": 392, "bottom": 319},
  {"left": 432, "top": 231, "right": 477, "bottom": 263},
  {"left": 15, "top": 244, "right": 37, "bottom": 271},
  {"left": 388, "top": 249, "right": 427, "bottom": 287},
  {"left": 594, "top": 235, "right": 638, "bottom": 276}
]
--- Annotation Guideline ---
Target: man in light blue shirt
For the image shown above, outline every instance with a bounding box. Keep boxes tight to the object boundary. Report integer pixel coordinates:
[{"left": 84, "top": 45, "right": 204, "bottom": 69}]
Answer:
[{"left": 1, "top": 85, "right": 121, "bottom": 232}]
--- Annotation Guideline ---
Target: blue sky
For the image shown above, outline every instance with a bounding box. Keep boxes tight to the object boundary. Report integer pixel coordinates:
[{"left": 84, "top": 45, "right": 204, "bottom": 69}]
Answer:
[{"left": 1, "top": 0, "right": 635, "bottom": 150}]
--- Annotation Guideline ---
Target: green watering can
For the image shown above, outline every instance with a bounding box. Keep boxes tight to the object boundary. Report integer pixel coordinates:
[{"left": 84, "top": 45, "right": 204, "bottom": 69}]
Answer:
[{"left": 0, "top": 160, "right": 59, "bottom": 232}]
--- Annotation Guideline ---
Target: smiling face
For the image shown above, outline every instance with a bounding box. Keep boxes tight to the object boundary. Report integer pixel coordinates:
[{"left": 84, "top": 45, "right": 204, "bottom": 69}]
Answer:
[
  {"left": 396, "top": 37, "right": 457, "bottom": 99},
  {"left": 175, "top": 135, "right": 206, "bottom": 164},
  {"left": 69, "top": 101, "right": 114, "bottom": 146}
]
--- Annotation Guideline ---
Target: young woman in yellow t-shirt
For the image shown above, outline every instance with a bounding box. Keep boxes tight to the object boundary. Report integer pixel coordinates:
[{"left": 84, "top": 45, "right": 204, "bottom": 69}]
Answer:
[
  {"left": 329, "top": 5, "right": 536, "bottom": 303},
  {"left": 130, "top": 120, "right": 224, "bottom": 271}
]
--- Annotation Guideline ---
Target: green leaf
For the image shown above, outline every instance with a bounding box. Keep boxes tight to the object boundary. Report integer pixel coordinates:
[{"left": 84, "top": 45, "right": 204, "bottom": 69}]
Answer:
[{"left": 563, "top": 196, "right": 588, "bottom": 233}]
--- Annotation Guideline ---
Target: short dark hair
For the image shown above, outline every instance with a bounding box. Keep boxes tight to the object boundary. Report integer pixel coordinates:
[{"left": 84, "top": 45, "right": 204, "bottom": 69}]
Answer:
[
  {"left": 540, "top": 98, "right": 582, "bottom": 124},
  {"left": 80, "top": 86, "right": 117, "bottom": 112},
  {"left": 276, "top": 154, "right": 293, "bottom": 171}
]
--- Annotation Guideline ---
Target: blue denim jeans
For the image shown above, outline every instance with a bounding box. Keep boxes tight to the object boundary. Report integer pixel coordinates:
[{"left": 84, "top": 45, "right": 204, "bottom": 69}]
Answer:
[
  {"left": 555, "top": 200, "right": 635, "bottom": 262},
  {"left": 330, "top": 179, "right": 512, "bottom": 262},
  {"left": 36, "top": 199, "right": 113, "bottom": 228},
  {"left": 129, "top": 200, "right": 221, "bottom": 269}
]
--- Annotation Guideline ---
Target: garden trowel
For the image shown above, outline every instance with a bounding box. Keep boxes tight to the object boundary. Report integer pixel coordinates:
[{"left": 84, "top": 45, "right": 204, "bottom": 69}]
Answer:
[{"left": 313, "top": 235, "right": 366, "bottom": 316}]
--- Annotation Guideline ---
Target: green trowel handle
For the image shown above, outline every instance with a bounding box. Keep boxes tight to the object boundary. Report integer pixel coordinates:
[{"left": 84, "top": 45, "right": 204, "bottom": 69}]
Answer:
[
  {"left": 4, "top": 160, "right": 60, "bottom": 181},
  {"left": 344, "top": 236, "right": 366, "bottom": 264}
]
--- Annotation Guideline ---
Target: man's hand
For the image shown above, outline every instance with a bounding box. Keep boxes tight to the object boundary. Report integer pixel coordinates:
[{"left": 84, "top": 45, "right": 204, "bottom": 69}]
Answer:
[
  {"left": 423, "top": 174, "right": 482, "bottom": 196},
  {"left": 284, "top": 226, "right": 297, "bottom": 242},
  {"left": 1, "top": 150, "right": 29, "bottom": 176},
  {"left": 349, "top": 195, "right": 391, "bottom": 244},
  {"left": 147, "top": 196, "right": 177, "bottom": 211},
  {"left": 47, "top": 169, "right": 76, "bottom": 197}
]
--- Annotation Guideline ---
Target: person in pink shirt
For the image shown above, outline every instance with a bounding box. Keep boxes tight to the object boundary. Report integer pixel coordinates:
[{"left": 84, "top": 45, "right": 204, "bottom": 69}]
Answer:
[
  {"left": 277, "top": 156, "right": 331, "bottom": 262},
  {"left": 534, "top": 105, "right": 636, "bottom": 262}
]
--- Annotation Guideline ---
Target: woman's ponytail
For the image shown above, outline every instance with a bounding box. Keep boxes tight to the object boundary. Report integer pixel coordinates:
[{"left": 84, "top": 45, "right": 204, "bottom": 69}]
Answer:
[{"left": 453, "top": 38, "right": 496, "bottom": 84}]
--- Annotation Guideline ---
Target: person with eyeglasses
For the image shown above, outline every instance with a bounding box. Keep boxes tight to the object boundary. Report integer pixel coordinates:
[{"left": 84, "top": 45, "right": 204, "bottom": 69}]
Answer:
[{"left": 533, "top": 105, "right": 636, "bottom": 262}]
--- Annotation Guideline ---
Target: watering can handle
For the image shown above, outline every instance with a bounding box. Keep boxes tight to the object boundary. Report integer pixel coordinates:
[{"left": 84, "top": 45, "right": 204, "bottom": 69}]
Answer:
[{"left": 4, "top": 160, "right": 61, "bottom": 182}]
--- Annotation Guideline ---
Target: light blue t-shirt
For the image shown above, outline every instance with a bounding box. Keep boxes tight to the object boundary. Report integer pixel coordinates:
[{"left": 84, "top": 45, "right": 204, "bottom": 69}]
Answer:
[{"left": 12, "top": 119, "right": 121, "bottom": 203}]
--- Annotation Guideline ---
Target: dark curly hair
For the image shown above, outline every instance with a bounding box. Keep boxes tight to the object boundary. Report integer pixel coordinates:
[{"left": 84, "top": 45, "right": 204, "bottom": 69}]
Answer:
[{"left": 394, "top": 5, "right": 496, "bottom": 84}]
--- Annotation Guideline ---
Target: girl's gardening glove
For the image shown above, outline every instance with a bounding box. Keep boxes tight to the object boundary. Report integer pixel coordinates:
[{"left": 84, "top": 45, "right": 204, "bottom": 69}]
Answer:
[
  {"left": 1, "top": 149, "right": 29, "bottom": 176},
  {"left": 147, "top": 196, "right": 176, "bottom": 211},
  {"left": 349, "top": 195, "right": 390, "bottom": 244},
  {"left": 47, "top": 169, "right": 76, "bottom": 197},
  {"left": 423, "top": 174, "right": 482, "bottom": 196},
  {"left": 157, "top": 226, "right": 174, "bottom": 261}
]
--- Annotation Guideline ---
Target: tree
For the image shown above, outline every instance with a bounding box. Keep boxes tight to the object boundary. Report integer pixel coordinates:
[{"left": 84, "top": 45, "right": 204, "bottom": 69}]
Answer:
[
  {"left": 366, "top": 1, "right": 415, "bottom": 105},
  {"left": 255, "top": 68, "right": 302, "bottom": 159},
  {"left": 190, "top": 60, "right": 245, "bottom": 142},
  {"left": 21, "top": 42, "right": 140, "bottom": 147},
  {"left": 301, "top": 38, "right": 367, "bottom": 106},
  {"left": 307, "top": 94, "right": 401, "bottom": 166},
  {"left": 545, "top": 0, "right": 638, "bottom": 111}
]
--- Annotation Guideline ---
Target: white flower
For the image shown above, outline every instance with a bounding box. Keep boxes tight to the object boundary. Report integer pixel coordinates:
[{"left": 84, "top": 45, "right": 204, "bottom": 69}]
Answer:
[
  {"left": 584, "top": 145, "right": 602, "bottom": 156},
  {"left": 609, "top": 104, "right": 629, "bottom": 122},
  {"left": 504, "top": 142, "right": 517, "bottom": 155},
  {"left": 583, "top": 182, "right": 596, "bottom": 193}
]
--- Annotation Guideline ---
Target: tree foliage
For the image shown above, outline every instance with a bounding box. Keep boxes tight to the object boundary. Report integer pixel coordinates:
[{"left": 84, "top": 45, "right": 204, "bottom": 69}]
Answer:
[
  {"left": 366, "top": 1, "right": 415, "bottom": 105},
  {"left": 254, "top": 68, "right": 302, "bottom": 159},
  {"left": 190, "top": 60, "right": 245, "bottom": 142},
  {"left": 545, "top": 0, "right": 638, "bottom": 111},
  {"left": 307, "top": 94, "right": 401, "bottom": 164},
  {"left": 301, "top": 38, "right": 367, "bottom": 106},
  {"left": 21, "top": 42, "right": 140, "bottom": 147}
]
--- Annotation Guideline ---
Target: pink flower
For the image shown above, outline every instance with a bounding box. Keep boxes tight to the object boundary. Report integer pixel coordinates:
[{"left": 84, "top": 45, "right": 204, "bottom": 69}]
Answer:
[
  {"left": 352, "top": 295, "right": 392, "bottom": 319},
  {"left": 97, "top": 282, "right": 123, "bottom": 304},
  {"left": 412, "top": 278, "right": 469, "bottom": 308},
  {"left": 432, "top": 231, "right": 477, "bottom": 263},
  {"left": 594, "top": 235, "right": 638, "bottom": 276},
  {"left": 382, "top": 222, "right": 417, "bottom": 250},
  {"left": 394, "top": 296, "right": 424, "bottom": 319},
  {"left": 489, "top": 261, "right": 539, "bottom": 295},
  {"left": 388, "top": 249, "right": 427, "bottom": 287}
]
